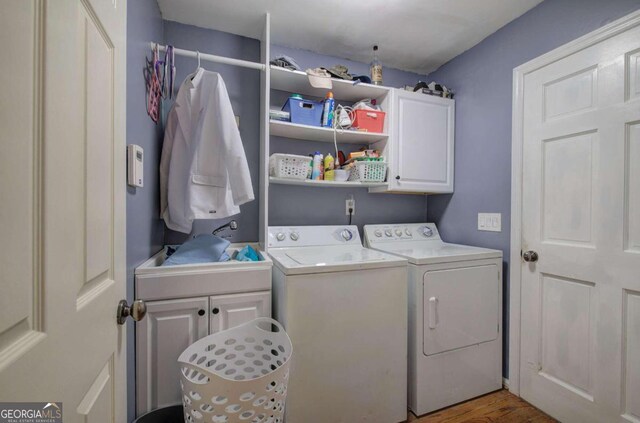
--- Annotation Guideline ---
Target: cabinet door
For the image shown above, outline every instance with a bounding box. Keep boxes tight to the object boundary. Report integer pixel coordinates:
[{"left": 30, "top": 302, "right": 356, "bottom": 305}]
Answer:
[
  {"left": 391, "top": 90, "right": 454, "bottom": 193},
  {"left": 136, "top": 297, "right": 208, "bottom": 416},
  {"left": 210, "top": 291, "right": 271, "bottom": 334}
]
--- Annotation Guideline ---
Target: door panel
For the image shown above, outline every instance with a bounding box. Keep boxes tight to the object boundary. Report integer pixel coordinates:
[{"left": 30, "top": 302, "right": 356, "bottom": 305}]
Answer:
[
  {"left": 423, "top": 265, "right": 499, "bottom": 356},
  {"left": 626, "top": 122, "right": 640, "bottom": 252},
  {"left": 209, "top": 292, "right": 271, "bottom": 334},
  {"left": 623, "top": 290, "right": 640, "bottom": 422},
  {"left": 0, "top": 1, "right": 126, "bottom": 422},
  {"left": 539, "top": 274, "right": 594, "bottom": 400},
  {"left": 520, "top": 20, "right": 640, "bottom": 423},
  {"left": 542, "top": 131, "right": 596, "bottom": 246},
  {"left": 136, "top": 297, "right": 208, "bottom": 416}
]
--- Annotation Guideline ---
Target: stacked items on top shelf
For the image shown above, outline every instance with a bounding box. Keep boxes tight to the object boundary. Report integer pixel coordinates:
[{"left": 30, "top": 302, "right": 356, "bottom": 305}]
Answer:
[{"left": 268, "top": 67, "right": 391, "bottom": 189}]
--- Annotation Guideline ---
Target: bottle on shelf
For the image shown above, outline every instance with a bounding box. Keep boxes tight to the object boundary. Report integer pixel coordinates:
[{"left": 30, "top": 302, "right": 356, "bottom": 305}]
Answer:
[
  {"left": 322, "top": 91, "right": 335, "bottom": 128},
  {"left": 370, "top": 45, "right": 383, "bottom": 86},
  {"left": 324, "top": 153, "right": 335, "bottom": 181},
  {"left": 311, "top": 152, "right": 324, "bottom": 180}
]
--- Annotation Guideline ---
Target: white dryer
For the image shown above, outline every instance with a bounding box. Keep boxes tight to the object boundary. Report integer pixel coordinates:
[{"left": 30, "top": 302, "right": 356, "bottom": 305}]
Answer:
[
  {"left": 268, "top": 225, "right": 408, "bottom": 423},
  {"left": 364, "top": 223, "right": 502, "bottom": 416}
]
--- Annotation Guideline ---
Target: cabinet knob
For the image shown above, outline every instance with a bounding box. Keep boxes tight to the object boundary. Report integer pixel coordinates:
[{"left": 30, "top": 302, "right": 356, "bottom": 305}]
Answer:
[
  {"left": 198, "top": 309, "right": 205, "bottom": 316},
  {"left": 395, "top": 175, "right": 400, "bottom": 180},
  {"left": 212, "top": 307, "right": 220, "bottom": 314}
]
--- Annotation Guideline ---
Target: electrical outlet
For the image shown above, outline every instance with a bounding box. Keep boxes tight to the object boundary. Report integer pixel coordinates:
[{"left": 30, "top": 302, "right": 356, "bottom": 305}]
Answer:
[
  {"left": 346, "top": 195, "right": 355, "bottom": 215},
  {"left": 478, "top": 213, "right": 501, "bottom": 232}
]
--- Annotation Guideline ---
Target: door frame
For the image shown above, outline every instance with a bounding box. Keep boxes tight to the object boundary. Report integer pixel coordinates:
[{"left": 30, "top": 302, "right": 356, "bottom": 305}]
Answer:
[{"left": 508, "top": 9, "right": 640, "bottom": 396}]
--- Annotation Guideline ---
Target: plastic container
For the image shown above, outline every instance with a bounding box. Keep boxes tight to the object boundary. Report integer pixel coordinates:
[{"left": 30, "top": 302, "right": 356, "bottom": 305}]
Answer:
[
  {"left": 282, "top": 96, "right": 324, "bottom": 127},
  {"left": 269, "top": 154, "right": 312, "bottom": 180},
  {"left": 352, "top": 109, "right": 386, "bottom": 133},
  {"left": 334, "top": 169, "right": 349, "bottom": 182},
  {"left": 311, "top": 152, "right": 323, "bottom": 180},
  {"left": 178, "top": 318, "right": 293, "bottom": 423},
  {"left": 324, "top": 154, "right": 335, "bottom": 181},
  {"left": 348, "top": 160, "right": 387, "bottom": 182},
  {"left": 321, "top": 92, "right": 335, "bottom": 128}
]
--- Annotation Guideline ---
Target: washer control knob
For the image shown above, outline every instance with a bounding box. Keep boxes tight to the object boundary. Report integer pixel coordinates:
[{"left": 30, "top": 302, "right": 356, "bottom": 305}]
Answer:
[
  {"left": 374, "top": 229, "right": 383, "bottom": 238},
  {"left": 276, "top": 232, "right": 286, "bottom": 241},
  {"left": 405, "top": 228, "right": 412, "bottom": 236},
  {"left": 290, "top": 232, "right": 299, "bottom": 241},
  {"left": 341, "top": 229, "right": 354, "bottom": 241},
  {"left": 421, "top": 226, "right": 434, "bottom": 237},
  {"left": 395, "top": 229, "right": 403, "bottom": 236},
  {"left": 384, "top": 229, "right": 393, "bottom": 237}
]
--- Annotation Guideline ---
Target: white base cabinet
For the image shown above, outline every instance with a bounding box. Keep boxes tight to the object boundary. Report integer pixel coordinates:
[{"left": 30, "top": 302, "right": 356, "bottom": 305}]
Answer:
[
  {"left": 136, "top": 292, "right": 271, "bottom": 416},
  {"left": 371, "top": 89, "right": 455, "bottom": 194},
  {"left": 134, "top": 246, "right": 273, "bottom": 417}
]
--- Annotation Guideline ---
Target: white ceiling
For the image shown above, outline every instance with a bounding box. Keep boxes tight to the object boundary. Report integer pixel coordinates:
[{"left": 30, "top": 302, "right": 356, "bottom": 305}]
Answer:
[{"left": 157, "top": 0, "right": 543, "bottom": 74}]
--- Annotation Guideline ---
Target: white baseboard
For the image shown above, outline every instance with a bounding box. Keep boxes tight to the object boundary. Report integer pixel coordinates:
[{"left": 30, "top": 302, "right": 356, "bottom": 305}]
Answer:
[{"left": 503, "top": 377, "right": 510, "bottom": 390}]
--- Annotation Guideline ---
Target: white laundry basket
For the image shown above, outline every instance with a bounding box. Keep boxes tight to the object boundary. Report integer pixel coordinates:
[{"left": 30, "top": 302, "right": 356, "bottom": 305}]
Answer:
[{"left": 178, "top": 318, "right": 293, "bottom": 423}]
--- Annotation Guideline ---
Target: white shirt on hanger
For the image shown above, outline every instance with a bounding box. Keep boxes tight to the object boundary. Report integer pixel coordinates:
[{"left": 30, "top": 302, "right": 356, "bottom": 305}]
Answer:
[{"left": 160, "top": 68, "right": 254, "bottom": 233}]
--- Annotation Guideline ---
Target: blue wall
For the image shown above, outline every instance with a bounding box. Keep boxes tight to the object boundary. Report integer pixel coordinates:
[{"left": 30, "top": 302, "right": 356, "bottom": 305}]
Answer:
[
  {"left": 126, "top": 0, "right": 164, "bottom": 421},
  {"left": 426, "top": 0, "right": 640, "bottom": 378}
]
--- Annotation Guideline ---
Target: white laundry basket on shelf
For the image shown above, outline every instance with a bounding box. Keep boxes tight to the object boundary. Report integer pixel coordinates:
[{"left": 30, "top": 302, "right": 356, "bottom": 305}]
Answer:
[{"left": 178, "top": 318, "right": 293, "bottom": 423}]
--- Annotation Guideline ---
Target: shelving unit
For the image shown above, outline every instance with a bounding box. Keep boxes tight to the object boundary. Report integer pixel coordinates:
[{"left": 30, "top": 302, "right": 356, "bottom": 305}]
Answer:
[
  {"left": 269, "top": 177, "right": 386, "bottom": 188},
  {"left": 262, "top": 49, "right": 395, "bottom": 249},
  {"left": 269, "top": 120, "right": 388, "bottom": 144}
]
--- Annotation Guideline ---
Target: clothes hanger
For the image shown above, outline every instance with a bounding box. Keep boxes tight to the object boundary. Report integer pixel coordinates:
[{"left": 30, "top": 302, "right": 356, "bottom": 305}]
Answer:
[{"left": 191, "top": 50, "right": 202, "bottom": 81}]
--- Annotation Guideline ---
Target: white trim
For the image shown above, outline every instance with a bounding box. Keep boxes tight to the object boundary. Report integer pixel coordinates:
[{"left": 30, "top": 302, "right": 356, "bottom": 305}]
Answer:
[
  {"left": 503, "top": 377, "right": 510, "bottom": 390},
  {"left": 509, "top": 9, "right": 640, "bottom": 397},
  {"left": 259, "top": 13, "right": 270, "bottom": 251}
]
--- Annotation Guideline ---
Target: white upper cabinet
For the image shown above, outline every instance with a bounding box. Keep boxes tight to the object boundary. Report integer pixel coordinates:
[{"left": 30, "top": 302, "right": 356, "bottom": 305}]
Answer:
[{"left": 372, "top": 89, "right": 455, "bottom": 194}]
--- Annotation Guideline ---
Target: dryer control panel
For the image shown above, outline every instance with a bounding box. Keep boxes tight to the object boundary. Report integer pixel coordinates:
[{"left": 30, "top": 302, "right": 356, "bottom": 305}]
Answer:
[{"left": 364, "top": 223, "right": 440, "bottom": 245}]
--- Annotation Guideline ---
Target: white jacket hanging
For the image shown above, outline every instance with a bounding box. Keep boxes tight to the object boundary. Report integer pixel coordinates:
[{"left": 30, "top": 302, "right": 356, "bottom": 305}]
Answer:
[{"left": 160, "top": 69, "right": 254, "bottom": 233}]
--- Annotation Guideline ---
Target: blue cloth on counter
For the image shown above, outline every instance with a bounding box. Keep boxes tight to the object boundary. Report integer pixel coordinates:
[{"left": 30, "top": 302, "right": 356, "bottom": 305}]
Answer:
[
  {"left": 235, "top": 245, "right": 262, "bottom": 262},
  {"left": 162, "top": 234, "right": 230, "bottom": 266}
]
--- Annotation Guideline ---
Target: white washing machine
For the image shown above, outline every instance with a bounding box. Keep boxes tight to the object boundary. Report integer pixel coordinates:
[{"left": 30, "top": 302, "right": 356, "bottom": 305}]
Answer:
[
  {"left": 364, "top": 223, "right": 502, "bottom": 416},
  {"left": 268, "top": 225, "right": 408, "bottom": 423}
]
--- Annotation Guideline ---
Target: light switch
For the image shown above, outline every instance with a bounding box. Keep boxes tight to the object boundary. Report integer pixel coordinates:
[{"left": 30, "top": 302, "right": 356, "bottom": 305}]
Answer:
[{"left": 478, "top": 213, "right": 501, "bottom": 232}]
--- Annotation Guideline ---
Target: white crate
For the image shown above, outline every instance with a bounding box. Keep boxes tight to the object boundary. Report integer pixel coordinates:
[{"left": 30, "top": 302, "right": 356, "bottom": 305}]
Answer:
[{"left": 269, "top": 154, "right": 311, "bottom": 180}]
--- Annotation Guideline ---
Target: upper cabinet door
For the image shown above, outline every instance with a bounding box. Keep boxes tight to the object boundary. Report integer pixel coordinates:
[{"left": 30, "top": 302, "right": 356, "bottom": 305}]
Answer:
[{"left": 386, "top": 90, "right": 455, "bottom": 193}]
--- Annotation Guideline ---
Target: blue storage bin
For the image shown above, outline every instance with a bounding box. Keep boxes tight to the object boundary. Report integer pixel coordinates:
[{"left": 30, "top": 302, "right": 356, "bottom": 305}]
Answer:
[{"left": 282, "top": 97, "right": 324, "bottom": 127}]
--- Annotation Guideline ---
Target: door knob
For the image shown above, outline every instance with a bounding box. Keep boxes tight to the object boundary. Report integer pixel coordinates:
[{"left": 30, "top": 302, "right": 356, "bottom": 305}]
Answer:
[
  {"left": 117, "top": 299, "right": 147, "bottom": 325},
  {"left": 522, "top": 250, "right": 538, "bottom": 263}
]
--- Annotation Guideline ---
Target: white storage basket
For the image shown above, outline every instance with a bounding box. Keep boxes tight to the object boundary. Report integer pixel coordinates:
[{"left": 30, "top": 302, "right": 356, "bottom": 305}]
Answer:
[
  {"left": 269, "top": 154, "right": 311, "bottom": 180},
  {"left": 178, "top": 318, "right": 293, "bottom": 423},
  {"left": 348, "top": 160, "right": 387, "bottom": 182}
]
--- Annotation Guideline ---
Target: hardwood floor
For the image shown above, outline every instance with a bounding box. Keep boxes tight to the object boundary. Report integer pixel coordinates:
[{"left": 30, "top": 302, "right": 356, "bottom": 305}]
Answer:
[{"left": 407, "top": 390, "right": 557, "bottom": 423}]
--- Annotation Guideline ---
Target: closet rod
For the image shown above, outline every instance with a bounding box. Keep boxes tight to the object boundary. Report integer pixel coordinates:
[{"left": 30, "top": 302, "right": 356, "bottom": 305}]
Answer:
[{"left": 151, "top": 43, "right": 266, "bottom": 71}]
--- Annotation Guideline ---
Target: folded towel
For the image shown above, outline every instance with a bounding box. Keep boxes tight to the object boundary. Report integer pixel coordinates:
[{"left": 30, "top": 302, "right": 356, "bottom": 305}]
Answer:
[
  {"left": 235, "top": 245, "right": 262, "bottom": 262},
  {"left": 162, "top": 234, "right": 230, "bottom": 266}
]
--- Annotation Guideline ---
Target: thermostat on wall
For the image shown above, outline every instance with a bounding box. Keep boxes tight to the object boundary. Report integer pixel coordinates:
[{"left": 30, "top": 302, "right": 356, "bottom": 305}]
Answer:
[{"left": 127, "top": 144, "right": 144, "bottom": 187}]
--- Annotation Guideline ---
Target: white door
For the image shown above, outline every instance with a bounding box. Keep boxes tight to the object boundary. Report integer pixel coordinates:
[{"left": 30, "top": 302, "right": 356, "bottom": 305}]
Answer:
[
  {"left": 209, "top": 292, "right": 271, "bottom": 334},
  {"left": 389, "top": 90, "right": 455, "bottom": 193},
  {"left": 0, "top": 1, "right": 126, "bottom": 421},
  {"left": 520, "top": 20, "right": 640, "bottom": 422},
  {"left": 136, "top": 298, "right": 208, "bottom": 416}
]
